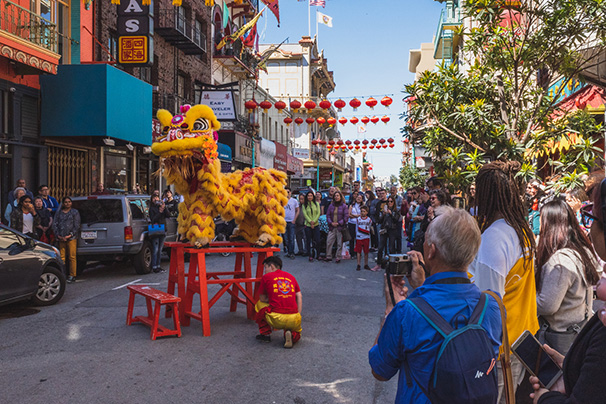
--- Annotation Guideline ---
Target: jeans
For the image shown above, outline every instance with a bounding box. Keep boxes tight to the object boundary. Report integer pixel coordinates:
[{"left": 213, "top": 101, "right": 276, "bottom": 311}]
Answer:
[
  {"left": 348, "top": 222, "right": 357, "bottom": 257},
  {"left": 151, "top": 235, "right": 166, "bottom": 270},
  {"left": 283, "top": 222, "right": 296, "bottom": 255},
  {"left": 295, "top": 224, "right": 307, "bottom": 254},
  {"left": 59, "top": 238, "right": 78, "bottom": 277},
  {"left": 304, "top": 226, "right": 320, "bottom": 258},
  {"left": 378, "top": 229, "right": 399, "bottom": 263}
]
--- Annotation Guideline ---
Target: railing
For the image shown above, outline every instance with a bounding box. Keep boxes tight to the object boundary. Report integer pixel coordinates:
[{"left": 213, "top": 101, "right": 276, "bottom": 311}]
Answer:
[
  {"left": 433, "top": 5, "right": 462, "bottom": 49},
  {"left": 0, "top": 0, "right": 57, "bottom": 52},
  {"left": 157, "top": 9, "right": 207, "bottom": 53}
]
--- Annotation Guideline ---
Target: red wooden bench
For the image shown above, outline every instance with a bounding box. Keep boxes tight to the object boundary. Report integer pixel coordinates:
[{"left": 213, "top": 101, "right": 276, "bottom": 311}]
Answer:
[{"left": 126, "top": 285, "right": 182, "bottom": 340}]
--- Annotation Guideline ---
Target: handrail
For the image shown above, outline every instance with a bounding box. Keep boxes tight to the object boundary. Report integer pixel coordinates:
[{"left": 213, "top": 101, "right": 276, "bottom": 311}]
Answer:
[
  {"left": 157, "top": 9, "right": 207, "bottom": 53},
  {"left": 0, "top": 0, "right": 57, "bottom": 52}
]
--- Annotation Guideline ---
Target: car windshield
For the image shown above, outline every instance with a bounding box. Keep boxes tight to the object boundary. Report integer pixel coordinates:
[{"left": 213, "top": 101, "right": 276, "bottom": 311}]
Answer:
[{"left": 72, "top": 199, "right": 124, "bottom": 223}]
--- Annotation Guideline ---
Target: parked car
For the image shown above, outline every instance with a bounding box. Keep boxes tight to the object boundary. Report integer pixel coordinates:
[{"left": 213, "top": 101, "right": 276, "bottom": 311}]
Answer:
[
  {"left": 71, "top": 194, "right": 178, "bottom": 275},
  {"left": 0, "top": 225, "right": 66, "bottom": 307}
]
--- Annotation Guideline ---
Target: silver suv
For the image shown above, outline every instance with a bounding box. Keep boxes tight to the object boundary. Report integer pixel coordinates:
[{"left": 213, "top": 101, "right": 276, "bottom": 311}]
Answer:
[{"left": 71, "top": 195, "right": 178, "bottom": 275}]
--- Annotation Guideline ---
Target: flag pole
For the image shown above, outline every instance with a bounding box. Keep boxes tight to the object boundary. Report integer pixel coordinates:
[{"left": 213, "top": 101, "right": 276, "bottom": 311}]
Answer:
[
  {"left": 316, "top": 9, "right": 319, "bottom": 49},
  {"left": 308, "top": 0, "right": 311, "bottom": 36}
]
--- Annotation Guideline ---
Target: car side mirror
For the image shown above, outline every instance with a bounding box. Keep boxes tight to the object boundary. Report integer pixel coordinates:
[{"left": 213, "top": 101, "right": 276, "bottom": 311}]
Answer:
[{"left": 25, "top": 238, "right": 36, "bottom": 249}]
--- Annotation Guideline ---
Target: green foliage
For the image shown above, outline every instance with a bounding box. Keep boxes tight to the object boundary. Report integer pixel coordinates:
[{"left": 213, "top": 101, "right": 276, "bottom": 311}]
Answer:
[
  {"left": 404, "top": 0, "right": 606, "bottom": 192},
  {"left": 399, "top": 165, "right": 427, "bottom": 190}
]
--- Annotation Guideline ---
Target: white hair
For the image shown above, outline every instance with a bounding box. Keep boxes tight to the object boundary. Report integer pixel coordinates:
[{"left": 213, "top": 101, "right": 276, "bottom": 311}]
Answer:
[{"left": 425, "top": 206, "right": 481, "bottom": 270}]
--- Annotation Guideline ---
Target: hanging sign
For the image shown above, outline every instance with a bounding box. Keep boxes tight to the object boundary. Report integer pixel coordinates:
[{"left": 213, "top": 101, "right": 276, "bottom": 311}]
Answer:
[
  {"left": 199, "top": 91, "right": 237, "bottom": 120},
  {"left": 117, "top": 0, "right": 153, "bottom": 66}
]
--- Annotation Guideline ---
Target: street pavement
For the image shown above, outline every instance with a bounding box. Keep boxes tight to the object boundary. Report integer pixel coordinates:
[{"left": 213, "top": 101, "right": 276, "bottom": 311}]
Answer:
[{"left": 0, "top": 251, "right": 398, "bottom": 404}]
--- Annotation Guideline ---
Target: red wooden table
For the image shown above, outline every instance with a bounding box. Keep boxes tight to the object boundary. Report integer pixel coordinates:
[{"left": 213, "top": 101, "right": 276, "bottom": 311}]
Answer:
[{"left": 165, "top": 241, "right": 279, "bottom": 336}]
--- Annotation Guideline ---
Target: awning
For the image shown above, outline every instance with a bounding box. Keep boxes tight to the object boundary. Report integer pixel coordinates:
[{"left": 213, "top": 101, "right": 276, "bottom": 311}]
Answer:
[
  {"left": 40, "top": 64, "right": 152, "bottom": 145},
  {"left": 217, "top": 142, "right": 232, "bottom": 161}
]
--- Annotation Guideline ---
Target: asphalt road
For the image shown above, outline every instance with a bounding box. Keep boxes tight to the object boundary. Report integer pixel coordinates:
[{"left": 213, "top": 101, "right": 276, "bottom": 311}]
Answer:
[{"left": 0, "top": 252, "right": 397, "bottom": 404}]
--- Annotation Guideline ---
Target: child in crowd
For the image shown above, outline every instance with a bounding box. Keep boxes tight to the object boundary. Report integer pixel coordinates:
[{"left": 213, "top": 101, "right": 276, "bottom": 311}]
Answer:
[
  {"left": 355, "top": 205, "right": 373, "bottom": 271},
  {"left": 255, "top": 256, "right": 303, "bottom": 348}
]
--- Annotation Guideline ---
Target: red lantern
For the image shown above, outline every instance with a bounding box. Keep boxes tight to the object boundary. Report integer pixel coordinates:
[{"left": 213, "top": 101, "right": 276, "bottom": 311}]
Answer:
[
  {"left": 387, "top": 137, "right": 394, "bottom": 143},
  {"left": 338, "top": 117, "right": 348, "bottom": 125},
  {"left": 319, "top": 100, "right": 332, "bottom": 110},
  {"left": 381, "top": 96, "right": 393, "bottom": 108},
  {"left": 245, "top": 99, "right": 258, "bottom": 113},
  {"left": 290, "top": 100, "right": 302, "bottom": 113},
  {"left": 403, "top": 138, "right": 409, "bottom": 143},
  {"left": 371, "top": 139, "right": 378, "bottom": 144},
  {"left": 381, "top": 116, "right": 390, "bottom": 125},
  {"left": 295, "top": 117, "right": 304, "bottom": 126},
  {"left": 368, "top": 164, "right": 373, "bottom": 170},
  {"left": 259, "top": 100, "right": 272, "bottom": 113},
  {"left": 366, "top": 97, "right": 378, "bottom": 110},
  {"left": 369, "top": 144, "right": 375, "bottom": 149},
  {"left": 361, "top": 116, "right": 370, "bottom": 125},
  {"left": 317, "top": 117, "right": 326, "bottom": 125},
  {"left": 348, "top": 145, "right": 353, "bottom": 150},
  {"left": 274, "top": 100, "right": 286, "bottom": 113},
  {"left": 330, "top": 150, "right": 337, "bottom": 155},
  {"left": 319, "top": 139, "right": 327, "bottom": 145},
  {"left": 370, "top": 116, "right": 379, "bottom": 124},
  {"left": 328, "top": 139, "right": 335, "bottom": 146},
  {"left": 349, "top": 98, "right": 361, "bottom": 111},
  {"left": 305, "top": 117, "right": 315, "bottom": 125},
  {"left": 334, "top": 99, "right": 346, "bottom": 111},
  {"left": 345, "top": 140, "right": 352, "bottom": 145},
  {"left": 341, "top": 145, "right": 346, "bottom": 151},
  {"left": 327, "top": 144, "right": 333, "bottom": 150},
  {"left": 284, "top": 117, "right": 293, "bottom": 126},
  {"left": 362, "top": 144, "right": 367, "bottom": 149},
  {"left": 362, "top": 139, "right": 369, "bottom": 145},
  {"left": 350, "top": 117, "right": 359, "bottom": 125},
  {"left": 311, "top": 139, "right": 319, "bottom": 145},
  {"left": 389, "top": 143, "right": 395, "bottom": 148},
  {"left": 327, "top": 117, "right": 337, "bottom": 126},
  {"left": 355, "top": 145, "right": 360, "bottom": 150},
  {"left": 383, "top": 144, "right": 388, "bottom": 149},
  {"left": 304, "top": 100, "right": 316, "bottom": 110},
  {"left": 379, "top": 138, "right": 386, "bottom": 144},
  {"left": 335, "top": 140, "right": 342, "bottom": 146},
  {"left": 353, "top": 140, "right": 360, "bottom": 145}
]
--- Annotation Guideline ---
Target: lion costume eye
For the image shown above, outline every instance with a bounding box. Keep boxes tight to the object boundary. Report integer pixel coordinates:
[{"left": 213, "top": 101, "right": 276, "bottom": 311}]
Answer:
[{"left": 192, "top": 118, "right": 210, "bottom": 132}]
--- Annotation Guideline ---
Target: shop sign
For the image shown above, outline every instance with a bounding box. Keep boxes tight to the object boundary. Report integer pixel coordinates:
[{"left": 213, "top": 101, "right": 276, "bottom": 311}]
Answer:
[
  {"left": 258, "top": 138, "right": 276, "bottom": 169},
  {"left": 117, "top": 0, "right": 153, "bottom": 66},
  {"left": 416, "top": 157, "right": 426, "bottom": 168},
  {"left": 548, "top": 77, "right": 584, "bottom": 104},
  {"left": 292, "top": 148, "right": 309, "bottom": 159},
  {"left": 235, "top": 132, "right": 253, "bottom": 164},
  {"left": 287, "top": 155, "right": 304, "bottom": 175},
  {"left": 152, "top": 118, "right": 162, "bottom": 142},
  {"left": 199, "top": 91, "right": 237, "bottom": 120},
  {"left": 217, "top": 143, "right": 232, "bottom": 161},
  {"left": 273, "top": 141, "right": 288, "bottom": 172}
]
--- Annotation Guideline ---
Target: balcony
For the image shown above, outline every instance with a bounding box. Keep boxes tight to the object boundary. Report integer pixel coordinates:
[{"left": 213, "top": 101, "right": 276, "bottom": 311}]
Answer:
[
  {"left": 213, "top": 42, "right": 258, "bottom": 77},
  {"left": 156, "top": 9, "right": 207, "bottom": 55},
  {"left": 433, "top": 4, "right": 462, "bottom": 60}
]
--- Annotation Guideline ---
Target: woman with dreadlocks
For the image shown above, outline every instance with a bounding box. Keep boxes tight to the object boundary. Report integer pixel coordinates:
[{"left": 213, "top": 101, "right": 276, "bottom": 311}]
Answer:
[{"left": 469, "top": 161, "right": 539, "bottom": 404}]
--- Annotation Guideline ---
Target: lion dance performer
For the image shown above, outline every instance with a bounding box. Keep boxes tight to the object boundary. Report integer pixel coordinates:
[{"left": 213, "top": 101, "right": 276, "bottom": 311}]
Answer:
[{"left": 151, "top": 104, "right": 288, "bottom": 247}]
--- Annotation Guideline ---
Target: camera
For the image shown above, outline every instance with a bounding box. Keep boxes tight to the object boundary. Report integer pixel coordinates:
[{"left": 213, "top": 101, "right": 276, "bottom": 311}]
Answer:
[{"left": 384, "top": 254, "right": 413, "bottom": 276}]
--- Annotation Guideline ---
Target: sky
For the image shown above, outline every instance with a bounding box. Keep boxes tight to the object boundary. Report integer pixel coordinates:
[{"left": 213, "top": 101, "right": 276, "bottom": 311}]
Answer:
[{"left": 257, "top": 0, "right": 444, "bottom": 179}]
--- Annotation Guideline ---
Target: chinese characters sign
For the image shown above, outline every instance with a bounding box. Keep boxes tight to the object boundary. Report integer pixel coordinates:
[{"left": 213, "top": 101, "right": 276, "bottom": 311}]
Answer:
[{"left": 117, "top": 0, "right": 152, "bottom": 66}]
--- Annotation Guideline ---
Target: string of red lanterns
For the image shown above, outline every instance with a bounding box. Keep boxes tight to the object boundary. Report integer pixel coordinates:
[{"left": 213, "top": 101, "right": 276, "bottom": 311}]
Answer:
[
  {"left": 245, "top": 96, "right": 394, "bottom": 114},
  {"left": 310, "top": 137, "right": 397, "bottom": 151}
]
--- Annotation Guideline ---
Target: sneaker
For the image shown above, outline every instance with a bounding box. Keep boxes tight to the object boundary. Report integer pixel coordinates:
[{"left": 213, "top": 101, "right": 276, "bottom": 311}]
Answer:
[
  {"left": 284, "top": 330, "right": 293, "bottom": 349},
  {"left": 364, "top": 265, "right": 371, "bottom": 271},
  {"left": 66, "top": 276, "right": 76, "bottom": 283},
  {"left": 356, "top": 265, "right": 361, "bottom": 271},
  {"left": 289, "top": 254, "right": 296, "bottom": 260},
  {"left": 256, "top": 334, "right": 271, "bottom": 343}
]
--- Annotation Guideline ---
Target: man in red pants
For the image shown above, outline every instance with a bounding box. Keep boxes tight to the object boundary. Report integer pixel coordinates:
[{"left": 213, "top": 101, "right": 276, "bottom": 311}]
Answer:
[{"left": 255, "top": 256, "right": 303, "bottom": 348}]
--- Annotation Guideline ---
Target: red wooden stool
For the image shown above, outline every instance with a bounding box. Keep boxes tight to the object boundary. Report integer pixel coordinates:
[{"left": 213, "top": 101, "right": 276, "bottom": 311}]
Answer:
[
  {"left": 126, "top": 285, "right": 182, "bottom": 340},
  {"left": 164, "top": 241, "right": 188, "bottom": 319}
]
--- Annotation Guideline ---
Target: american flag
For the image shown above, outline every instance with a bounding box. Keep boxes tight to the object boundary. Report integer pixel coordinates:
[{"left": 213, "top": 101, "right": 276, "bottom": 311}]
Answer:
[{"left": 310, "top": 0, "right": 326, "bottom": 7}]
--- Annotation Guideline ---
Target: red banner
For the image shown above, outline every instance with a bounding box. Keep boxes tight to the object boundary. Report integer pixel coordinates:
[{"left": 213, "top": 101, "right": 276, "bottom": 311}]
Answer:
[{"left": 261, "top": 0, "right": 280, "bottom": 25}]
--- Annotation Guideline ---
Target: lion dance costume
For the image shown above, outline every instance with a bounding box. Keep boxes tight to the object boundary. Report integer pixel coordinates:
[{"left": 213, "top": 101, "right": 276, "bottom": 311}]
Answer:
[{"left": 151, "top": 104, "right": 288, "bottom": 247}]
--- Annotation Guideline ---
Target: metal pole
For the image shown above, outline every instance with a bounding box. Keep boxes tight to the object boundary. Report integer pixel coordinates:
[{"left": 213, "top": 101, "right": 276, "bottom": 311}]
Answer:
[
  {"left": 331, "top": 162, "right": 335, "bottom": 186},
  {"left": 316, "top": 152, "right": 320, "bottom": 189}
]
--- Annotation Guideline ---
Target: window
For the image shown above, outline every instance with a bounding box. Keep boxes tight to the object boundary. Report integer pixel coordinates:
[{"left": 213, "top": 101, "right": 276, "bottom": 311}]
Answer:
[
  {"left": 193, "top": 82, "right": 202, "bottom": 104},
  {"left": 29, "top": 0, "right": 71, "bottom": 62},
  {"left": 177, "top": 6, "right": 186, "bottom": 33},
  {"left": 139, "top": 67, "right": 151, "bottom": 83},
  {"left": 177, "top": 74, "right": 186, "bottom": 99},
  {"left": 71, "top": 199, "right": 124, "bottom": 224},
  {"left": 108, "top": 33, "right": 118, "bottom": 62}
]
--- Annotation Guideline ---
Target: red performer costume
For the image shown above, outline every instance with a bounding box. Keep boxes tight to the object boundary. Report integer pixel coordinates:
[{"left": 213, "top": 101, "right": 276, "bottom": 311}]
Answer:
[{"left": 255, "top": 257, "right": 302, "bottom": 348}]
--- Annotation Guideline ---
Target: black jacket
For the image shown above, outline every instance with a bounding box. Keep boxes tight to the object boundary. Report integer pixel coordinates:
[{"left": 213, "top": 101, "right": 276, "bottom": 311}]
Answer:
[
  {"left": 538, "top": 313, "right": 606, "bottom": 404},
  {"left": 149, "top": 202, "right": 170, "bottom": 226}
]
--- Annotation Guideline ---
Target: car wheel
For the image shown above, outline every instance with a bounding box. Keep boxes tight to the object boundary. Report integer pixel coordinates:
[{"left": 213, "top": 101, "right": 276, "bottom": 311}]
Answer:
[
  {"left": 214, "top": 233, "right": 231, "bottom": 257},
  {"left": 32, "top": 266, "right": 66, "bottom": 306},
  {"left": 76, "top": 260, "right": 87, "bottom": 276},
  {"left": 134, "top": 240, "right": 152, "bottom": 274}
]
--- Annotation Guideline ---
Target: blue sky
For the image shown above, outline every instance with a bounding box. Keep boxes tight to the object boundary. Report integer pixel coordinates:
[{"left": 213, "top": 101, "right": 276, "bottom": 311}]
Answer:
[{"left": 258, "top": 0, "right": 443, "bottom": 179}]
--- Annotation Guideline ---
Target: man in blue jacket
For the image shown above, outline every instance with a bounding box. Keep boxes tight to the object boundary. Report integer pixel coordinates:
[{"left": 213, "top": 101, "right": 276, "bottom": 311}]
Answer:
[{"left": 369, "top": 207, "right": 503, "bottom": 403}]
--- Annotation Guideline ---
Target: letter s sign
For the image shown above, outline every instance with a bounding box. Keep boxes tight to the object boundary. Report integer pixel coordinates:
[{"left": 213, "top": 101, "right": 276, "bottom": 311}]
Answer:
[{"left": 125, "top": 19, "right": 140, "bottom": 33}]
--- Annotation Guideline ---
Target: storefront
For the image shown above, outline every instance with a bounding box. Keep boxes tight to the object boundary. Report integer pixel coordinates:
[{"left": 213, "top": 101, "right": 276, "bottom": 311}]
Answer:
[
  {"left": 286, "top": 154, "right": 304, "bottom": 188},
  {"left": 274, "top": 142, "right": 288, "bottom": 173}
]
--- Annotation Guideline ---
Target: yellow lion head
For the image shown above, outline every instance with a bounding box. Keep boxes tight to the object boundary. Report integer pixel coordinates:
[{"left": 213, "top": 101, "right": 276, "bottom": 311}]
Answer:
[{"left": 151, "top": 104, "right": 221, "bottom": 162}]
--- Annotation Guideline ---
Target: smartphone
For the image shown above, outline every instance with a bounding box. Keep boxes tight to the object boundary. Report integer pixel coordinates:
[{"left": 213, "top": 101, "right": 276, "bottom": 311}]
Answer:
[{"left": 511, "top": 330, "right": 563, "bottom": 389}]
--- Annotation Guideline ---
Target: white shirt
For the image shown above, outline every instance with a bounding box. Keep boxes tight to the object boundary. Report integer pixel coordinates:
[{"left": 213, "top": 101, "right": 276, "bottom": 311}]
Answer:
[
  {"left": 284, "top": 198, "right": 299, "bottom": 223},
  {"left": 356, "top": 216, "right": 373, "bottom": 240},
  {"left": 469, "top": 219, "right": 524, "bottom": 296},
  {"left": 348, "top": 203, "right": 362, "bottom": 224},
  {"left": 22, "top": 212, "right": 34, "bottom": 234}
]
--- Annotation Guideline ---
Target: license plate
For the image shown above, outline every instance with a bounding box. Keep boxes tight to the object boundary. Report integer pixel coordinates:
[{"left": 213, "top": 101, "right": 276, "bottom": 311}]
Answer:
[{"left": 81, "top": 231, "right": 97, "bottom": 239}]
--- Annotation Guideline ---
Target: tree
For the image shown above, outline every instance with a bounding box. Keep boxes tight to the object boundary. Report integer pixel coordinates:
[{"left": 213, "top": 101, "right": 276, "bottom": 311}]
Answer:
[
  {"left": 404, "top": 0, "right": 606, "bottom": 192},
  {"left": 399, "top": 165, "right": 427, "bottom": 190}
]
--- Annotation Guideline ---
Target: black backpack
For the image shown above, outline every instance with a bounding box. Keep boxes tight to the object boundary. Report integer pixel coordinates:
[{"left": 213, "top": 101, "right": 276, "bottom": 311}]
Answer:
[{"left": 404, "top": 292, "right": 499, "bottom": 404}]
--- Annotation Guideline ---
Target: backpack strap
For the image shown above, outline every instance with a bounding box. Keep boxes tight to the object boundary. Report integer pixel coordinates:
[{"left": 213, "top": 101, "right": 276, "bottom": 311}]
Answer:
[
  {"left": 468, "top": 293, "right": 488, "bottom": 325},
  {"left": 408, "top": 297, "right": 454, "bottom": 337}
]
